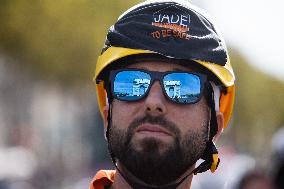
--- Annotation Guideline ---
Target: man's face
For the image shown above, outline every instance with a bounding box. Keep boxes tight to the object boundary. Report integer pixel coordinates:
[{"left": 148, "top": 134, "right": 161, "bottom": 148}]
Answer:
[{"left": 106, "top": 60, "right": 210, "bottom": 185}]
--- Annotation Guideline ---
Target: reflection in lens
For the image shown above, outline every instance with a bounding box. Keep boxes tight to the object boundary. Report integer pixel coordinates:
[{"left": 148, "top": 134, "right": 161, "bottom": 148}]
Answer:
[
  {"left": 114, "top": 71, "right": 151, "bottom": 100},
  {"left": 163, "top": 73, "right": 201, "bottom": 103}
]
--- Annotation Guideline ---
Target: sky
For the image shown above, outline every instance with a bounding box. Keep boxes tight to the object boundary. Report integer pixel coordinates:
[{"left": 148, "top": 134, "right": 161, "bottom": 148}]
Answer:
[{"left": 192, "top": 0, "right": 284, "bottom": 82}]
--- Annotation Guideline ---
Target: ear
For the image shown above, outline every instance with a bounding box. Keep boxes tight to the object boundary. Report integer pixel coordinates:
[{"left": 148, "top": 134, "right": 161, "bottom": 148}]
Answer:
[
  {"left": 213, "top": 111, "right": 224, "bottom": 141},
  {"left": 103, "top": 105, "right": 109, "bottom": 140}
]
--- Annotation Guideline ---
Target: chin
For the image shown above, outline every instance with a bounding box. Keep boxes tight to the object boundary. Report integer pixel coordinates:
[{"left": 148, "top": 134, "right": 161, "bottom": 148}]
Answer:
[{"left": 132, "top": 137, "right": 172, "bottom": 155}]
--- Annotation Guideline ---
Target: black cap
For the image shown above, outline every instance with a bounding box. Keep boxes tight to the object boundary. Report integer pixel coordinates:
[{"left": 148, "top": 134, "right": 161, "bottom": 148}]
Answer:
[{"left": 105, "top": 0, "right": 228, "bottom": 66}]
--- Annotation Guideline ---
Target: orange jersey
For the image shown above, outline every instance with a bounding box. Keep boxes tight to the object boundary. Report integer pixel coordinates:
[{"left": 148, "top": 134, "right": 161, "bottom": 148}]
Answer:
[{"left": 89, "top": 170, "right": 115, "bottom": 189}]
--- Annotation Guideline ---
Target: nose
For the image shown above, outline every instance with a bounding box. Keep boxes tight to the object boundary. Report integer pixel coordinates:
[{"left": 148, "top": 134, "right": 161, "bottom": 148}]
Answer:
[{"left": 144, "top": 81, "right": 167, "bottom": 116}]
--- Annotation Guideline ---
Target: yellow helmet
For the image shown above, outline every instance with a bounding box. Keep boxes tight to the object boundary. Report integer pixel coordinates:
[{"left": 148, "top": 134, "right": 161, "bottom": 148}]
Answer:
[{"left": 94, "top": 0, "right": 235, "bottom": 129}]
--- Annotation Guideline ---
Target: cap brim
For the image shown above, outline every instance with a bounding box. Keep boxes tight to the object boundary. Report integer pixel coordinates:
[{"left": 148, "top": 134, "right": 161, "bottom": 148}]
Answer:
[{"left": 94, "top": 46, "right": 235, "bottom": 87}]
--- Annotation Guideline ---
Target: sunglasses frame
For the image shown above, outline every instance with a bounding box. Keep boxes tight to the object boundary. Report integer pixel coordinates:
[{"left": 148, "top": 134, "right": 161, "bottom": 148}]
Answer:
[{"left": 109, "top": 68, "right": 207, "bottom": 104}]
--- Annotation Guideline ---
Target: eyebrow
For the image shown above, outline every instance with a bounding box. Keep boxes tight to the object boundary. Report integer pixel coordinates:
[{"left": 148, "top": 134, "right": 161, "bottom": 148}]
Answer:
[
  {"left": 173, "top": 68, "right": 185, "bottom": 71},
  {"left": 129, "top": 67, "right": 192, "bottom": 72}
]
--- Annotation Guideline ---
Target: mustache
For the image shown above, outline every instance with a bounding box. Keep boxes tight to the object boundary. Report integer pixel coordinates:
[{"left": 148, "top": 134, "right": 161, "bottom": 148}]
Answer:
[{"left": 127, "top": 115, "right": 181, "bottom": 138}]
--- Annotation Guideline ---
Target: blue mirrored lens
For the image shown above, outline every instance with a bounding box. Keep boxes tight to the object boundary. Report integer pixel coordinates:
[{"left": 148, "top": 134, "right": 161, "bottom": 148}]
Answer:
[
  {"left": 163, "top": 73, "right": 201, "bottom": 103},
  {"left": 114, "top": 71, "right": 151, "bottom": 100}
]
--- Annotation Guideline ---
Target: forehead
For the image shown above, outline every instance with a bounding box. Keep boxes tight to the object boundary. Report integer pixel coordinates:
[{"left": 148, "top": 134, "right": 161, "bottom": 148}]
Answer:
[{"left": 126, "top": 59, "right": 195, "bottom": 72}]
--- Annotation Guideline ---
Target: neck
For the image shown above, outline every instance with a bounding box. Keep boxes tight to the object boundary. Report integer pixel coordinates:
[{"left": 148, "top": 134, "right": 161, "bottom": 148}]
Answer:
[{"left": 110, "top": 162, "right": 194, "bottom": 189}]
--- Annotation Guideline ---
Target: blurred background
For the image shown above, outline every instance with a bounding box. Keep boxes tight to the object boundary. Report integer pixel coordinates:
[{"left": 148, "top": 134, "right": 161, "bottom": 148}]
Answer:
[{"left": 0, "top": 0, "right": 283, "bottom": 189}]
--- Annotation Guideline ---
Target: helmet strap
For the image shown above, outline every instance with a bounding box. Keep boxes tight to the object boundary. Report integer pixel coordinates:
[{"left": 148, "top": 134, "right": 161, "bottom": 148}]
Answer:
[
  {"left": 104, "top": 82, "right": 117, "bottom": 167},
  {"left": 192, "top": 83, "right": 220, "bottom": 174}
]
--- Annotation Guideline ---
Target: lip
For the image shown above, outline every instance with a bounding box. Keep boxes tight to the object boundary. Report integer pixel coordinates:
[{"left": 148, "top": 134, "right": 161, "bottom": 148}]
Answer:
[{"left": 136, "top": 124, "right": 172, "bottom": 136}]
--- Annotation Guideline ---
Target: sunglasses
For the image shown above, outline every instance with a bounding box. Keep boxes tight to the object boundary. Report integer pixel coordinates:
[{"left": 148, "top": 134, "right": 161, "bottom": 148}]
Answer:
[{"left": 109, "top": 69, "right": 207, "bottom": 104}]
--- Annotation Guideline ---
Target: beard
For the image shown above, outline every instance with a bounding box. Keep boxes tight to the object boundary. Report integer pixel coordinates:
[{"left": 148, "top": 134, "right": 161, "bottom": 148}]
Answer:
[{"left": 108, "top": 115, "right": 208, "bottom": 186}]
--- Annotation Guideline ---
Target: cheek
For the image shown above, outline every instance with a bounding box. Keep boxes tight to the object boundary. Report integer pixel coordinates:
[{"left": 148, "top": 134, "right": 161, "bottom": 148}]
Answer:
[
  {"left": 111, "top": 100, "right": 142, "bottom": 129},
  {"left": 168, "top": 98, "right": 209, "bottom": 131}
]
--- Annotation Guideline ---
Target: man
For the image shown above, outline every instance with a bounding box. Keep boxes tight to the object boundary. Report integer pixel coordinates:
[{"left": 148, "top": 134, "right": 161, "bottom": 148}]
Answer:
[{"left": 91, "top": 0, "right": 235, "bottom": 188}]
